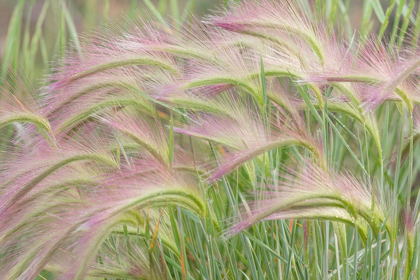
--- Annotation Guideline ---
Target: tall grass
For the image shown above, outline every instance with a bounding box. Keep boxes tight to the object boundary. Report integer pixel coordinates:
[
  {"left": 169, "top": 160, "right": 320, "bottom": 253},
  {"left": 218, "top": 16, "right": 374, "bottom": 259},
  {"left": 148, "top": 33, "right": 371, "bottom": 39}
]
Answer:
[{"left": 1, "top": 0, "right": 420, "bottom": 279}]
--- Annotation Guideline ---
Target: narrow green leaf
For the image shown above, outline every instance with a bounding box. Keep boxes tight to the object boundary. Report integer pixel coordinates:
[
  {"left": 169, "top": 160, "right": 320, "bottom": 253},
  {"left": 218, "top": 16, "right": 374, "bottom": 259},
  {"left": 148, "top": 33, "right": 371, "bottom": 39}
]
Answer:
[{"left": 142, "top": 0, "right": 169, "bottom": 27}]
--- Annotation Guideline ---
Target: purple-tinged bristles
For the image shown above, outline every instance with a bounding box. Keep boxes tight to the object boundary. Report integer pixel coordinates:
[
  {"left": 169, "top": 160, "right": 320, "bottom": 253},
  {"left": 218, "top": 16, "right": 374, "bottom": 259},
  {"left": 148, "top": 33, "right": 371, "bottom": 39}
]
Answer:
[
  {"left": 1, "top": 0, "right": 419, "bottom": 277},
  {"left": 98, "top": 110, "right": 170, "bottom": 165},
  {"left": 172, "top": 96, "right": 324, "bottom": 182},
  {"left": 0, "top": 72, "right": 53, "bottom": 145},
  {"left": 86, "top": 236, "right": 165, "bottom": 279},
  {"left": 209, "top": 0, "right": 333, "bottom": 67},
  {"left": 301, "top": 38, "right": 420, "bottom": 111},
  {"left": 225, "top": 162, "right": 386, "bottom": 239},
  {"left": 0, "top": 154, "right": 204, "bottom": 278}
]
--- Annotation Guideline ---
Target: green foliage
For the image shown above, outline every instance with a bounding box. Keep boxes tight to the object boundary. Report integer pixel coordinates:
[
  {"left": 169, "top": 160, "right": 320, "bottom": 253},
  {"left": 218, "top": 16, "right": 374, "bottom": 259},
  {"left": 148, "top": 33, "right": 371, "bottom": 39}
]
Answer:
[{"left": 2, "top": 0, "right": 420, "bottom": 279}]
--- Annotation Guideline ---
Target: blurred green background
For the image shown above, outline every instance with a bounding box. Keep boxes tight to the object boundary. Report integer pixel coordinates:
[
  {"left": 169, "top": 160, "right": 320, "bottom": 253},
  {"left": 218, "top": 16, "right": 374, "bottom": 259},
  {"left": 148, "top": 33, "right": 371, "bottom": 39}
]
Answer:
[
  {"left": 0, "top": 0, "right": 224, "bottom": 87},
  {"left": 0, "top": 0, "right": 221, "bottom": 64}
]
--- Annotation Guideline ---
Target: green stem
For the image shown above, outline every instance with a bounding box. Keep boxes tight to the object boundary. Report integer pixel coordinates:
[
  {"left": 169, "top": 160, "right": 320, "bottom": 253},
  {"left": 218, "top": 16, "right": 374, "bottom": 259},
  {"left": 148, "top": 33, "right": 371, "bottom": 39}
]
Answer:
[
  {"left": 408, "top": 114, "right": 414, "bottom": 209},
  {"left": 0, "top": 112, "right": 51, "bottom": 132},
  {"left": 60, "top": 57, "right": 179, "bottom": 87},
  {"left": 5, "top": 153, "right": 117, "bottom": 208},
  {"left": 405, "top": 232, "right": 414, "bottom": 279}
]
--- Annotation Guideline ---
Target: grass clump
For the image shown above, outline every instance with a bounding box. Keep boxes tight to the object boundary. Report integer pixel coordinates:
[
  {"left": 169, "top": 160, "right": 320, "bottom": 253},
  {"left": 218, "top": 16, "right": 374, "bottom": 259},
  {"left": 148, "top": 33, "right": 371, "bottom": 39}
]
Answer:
[{"left": 1, "top": 0, "right": 420, "bottom": 279}]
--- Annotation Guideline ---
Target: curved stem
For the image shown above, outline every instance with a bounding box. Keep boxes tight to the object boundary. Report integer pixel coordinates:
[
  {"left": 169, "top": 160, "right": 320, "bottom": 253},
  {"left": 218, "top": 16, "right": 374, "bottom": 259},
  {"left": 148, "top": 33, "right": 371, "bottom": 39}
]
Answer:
[
  {"left": 56, "top": 97, "right": 154, "bottom": 132},
  {"left": 208, "top": 137, "right": 325, "bottom": 182},
  {"left": 4, "top": 153, "right": 117, "bottom": 209},
  {"left": 59, "top": 57, "right": 179, "bottom": 87},
  {"left": 0, "top": 112, "right": 51, "bottom": 132},
  {"left": 223, "top": 20, "right": 325, "bottom": 65}
]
